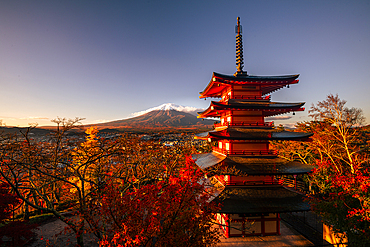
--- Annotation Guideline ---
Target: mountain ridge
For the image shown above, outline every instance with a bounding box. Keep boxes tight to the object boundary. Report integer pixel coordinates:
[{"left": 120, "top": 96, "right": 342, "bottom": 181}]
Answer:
[{"left": 90, "top": 109, "right": 214, "bottom": 131}]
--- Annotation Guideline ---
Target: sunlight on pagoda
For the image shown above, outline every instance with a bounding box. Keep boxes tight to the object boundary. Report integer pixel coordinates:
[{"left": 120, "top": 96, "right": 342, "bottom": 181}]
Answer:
[{"left": 192, "top": 17, "right": 313, "bottom": 238}]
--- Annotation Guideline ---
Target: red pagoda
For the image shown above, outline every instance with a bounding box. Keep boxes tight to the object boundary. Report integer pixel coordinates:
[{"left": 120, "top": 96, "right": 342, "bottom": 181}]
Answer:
[{"left": 192, "top": 17, "right": 313, "bottom": 237}]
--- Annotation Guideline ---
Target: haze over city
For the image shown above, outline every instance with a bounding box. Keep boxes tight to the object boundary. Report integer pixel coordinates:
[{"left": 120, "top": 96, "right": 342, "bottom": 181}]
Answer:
[{"left": 1, "top": 0, "right": 370, "bottom": 127}]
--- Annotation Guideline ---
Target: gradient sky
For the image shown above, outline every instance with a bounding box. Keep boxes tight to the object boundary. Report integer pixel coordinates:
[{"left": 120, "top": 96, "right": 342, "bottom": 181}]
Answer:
[{"left": 1, "top": 0, "right": 370, "bottom": 127}]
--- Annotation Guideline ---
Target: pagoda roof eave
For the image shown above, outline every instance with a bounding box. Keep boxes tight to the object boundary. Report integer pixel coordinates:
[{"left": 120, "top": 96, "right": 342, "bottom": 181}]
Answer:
[
  {"left": 213, "top": 72, "right": 300, "bottom": 82},
  {"left": 195, "top": 129, "right": 313, "bottom": 141},
  {"left": 197, "top": 100, "right": 305, "bottom": 118},
  {"left": 199, "top": 72, "right": 300, "bottom": 98},
  {"left": 192, "top": 152, "right": 315, "bottom": 175},
  {"left": 212, "top": 186, "right": 311, "bottom": 214},
  {"left": 213, "top": 99, "right": 306, "bottom": 109},
  {"left": 222, "top": 156, "right": 315, "bottom": 176},
  {"left": 194, "top": 131, "right": 211, "bottom": 140},
  {"left": 192, "top": 152, "right": 226, "bottom": 170}
]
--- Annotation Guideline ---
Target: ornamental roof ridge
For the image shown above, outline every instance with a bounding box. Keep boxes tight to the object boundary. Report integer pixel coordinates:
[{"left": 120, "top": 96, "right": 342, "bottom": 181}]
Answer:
[{"left": 234, "top": 17, "right": 246, "bottom": 76}]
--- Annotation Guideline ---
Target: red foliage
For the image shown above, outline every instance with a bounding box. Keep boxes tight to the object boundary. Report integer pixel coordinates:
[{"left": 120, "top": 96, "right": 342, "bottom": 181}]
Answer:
[
  {"left": 0, "top": 182, "right": 21, "bottom": 222},
  {"left": 0, "top": 220, "right": 39, "bottom": 246},
  {"left": 309, "top": 161, "right": 370, "bottom": 240},
  {"left": 0, "top": 182, "right": 38, "bottom": 246},
  {"left": 89, "top": 157, "right": 220, "bottom": 247},
  {"left": 331, "top": 165, "right": 370, "bottom": 223}
]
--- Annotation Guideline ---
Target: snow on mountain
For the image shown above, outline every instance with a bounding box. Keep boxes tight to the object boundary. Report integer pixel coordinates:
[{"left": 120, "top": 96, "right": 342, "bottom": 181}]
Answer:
[{"left": 131, "top": 103, "right": 204, "bottom": 117}]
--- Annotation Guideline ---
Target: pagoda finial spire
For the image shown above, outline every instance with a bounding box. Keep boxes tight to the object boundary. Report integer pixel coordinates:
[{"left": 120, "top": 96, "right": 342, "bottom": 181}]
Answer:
[{"left": 234, "top": 17, "right": 246, "bottom": 76}]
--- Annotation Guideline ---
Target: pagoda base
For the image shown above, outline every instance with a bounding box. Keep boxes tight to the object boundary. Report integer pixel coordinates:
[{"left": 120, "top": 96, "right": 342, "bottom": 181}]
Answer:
[{"left": 216, "top": 213, "right": 280, "bottom": 238}]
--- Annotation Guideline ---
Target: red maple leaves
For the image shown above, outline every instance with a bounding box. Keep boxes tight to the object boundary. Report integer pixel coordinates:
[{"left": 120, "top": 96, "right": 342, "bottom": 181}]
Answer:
[{"left": 88, "top": 157, "right": 220, "bottom": 247}]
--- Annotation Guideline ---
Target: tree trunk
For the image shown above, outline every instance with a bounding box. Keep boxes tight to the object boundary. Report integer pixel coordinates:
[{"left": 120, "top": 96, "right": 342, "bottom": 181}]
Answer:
[
  {"left": 76, "top": 221, "right": 85, "bottom": 247},
  {"left": 23, "top": 201, "right": 29, "bottom": 220},
  {"left": 76, "top": 234, "right": 84, "bottom": 247}
]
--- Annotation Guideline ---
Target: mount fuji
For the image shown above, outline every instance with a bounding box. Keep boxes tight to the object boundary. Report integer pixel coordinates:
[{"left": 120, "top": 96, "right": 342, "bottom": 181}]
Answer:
[
  {"left": 92, "top": 103, "right": 214, "bottom": 131},
  {"left": 131, "top": 103, "right": 204, "bottom": 117}
]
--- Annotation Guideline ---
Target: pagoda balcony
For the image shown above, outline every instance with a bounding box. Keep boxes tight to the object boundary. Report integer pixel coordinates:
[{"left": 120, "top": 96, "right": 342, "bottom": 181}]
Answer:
[
  {"left": 277, "top": 177, "right": 307, "bottom": 193},
  {"left": 213, "top": 147, "right": 277, "bottom": 156},
  {"left": 231, "top": 95, "right": 271, "bottom": 101},
  {"left": 224, "top": 180, "right": 281, "bottom": 186},
  {"left": 215, "top": 177, "right": 307, "bottom": 193},
  {"left": 214, "top": 121, "right": 274, "bottom": 128},
  {"left": 222, "top": 95, "right": 271, "bottom": 101}
]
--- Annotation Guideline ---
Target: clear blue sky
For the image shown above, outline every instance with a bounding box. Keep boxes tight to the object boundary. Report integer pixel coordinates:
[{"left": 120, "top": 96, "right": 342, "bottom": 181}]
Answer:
[{"left": 1, "top": 0, "right": 370, "bottom": 127}]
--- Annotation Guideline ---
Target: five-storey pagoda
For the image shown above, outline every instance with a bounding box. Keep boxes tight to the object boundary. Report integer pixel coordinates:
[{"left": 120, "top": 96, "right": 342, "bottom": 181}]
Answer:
[{"left": 192, "top": 17, "right": 313, "bottom": 237}]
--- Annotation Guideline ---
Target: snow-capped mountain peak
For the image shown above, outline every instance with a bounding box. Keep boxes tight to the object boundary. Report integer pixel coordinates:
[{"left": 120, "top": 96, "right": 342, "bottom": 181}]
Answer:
[{"left": 131, "top": 103, "right": 203, "bottom": 117}]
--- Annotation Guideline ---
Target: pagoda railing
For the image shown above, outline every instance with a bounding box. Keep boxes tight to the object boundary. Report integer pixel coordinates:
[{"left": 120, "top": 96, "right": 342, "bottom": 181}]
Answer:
[
  {"left": 214, "top": 121, "right": 273, "bottom": 128},
  {"left": 223, "top": 95, "right": 271, "bottom": 101},
  {"left": 225, "top": 180, "right": 280, "bottom": 186},
  {"left": 213, "top": 147, "right": 277, "bottom": 156},
  {"left": 277, "top": 177, "right": 307, "bottom": 193},
  {"left": 219, "top": 178, "right": 307, "bottom": 193},
  {"left": 232, "top": 95, "right": 271, "bottom": 100},
  {"left": 217, "top": 178, "right": 307, "bottom": 191}
]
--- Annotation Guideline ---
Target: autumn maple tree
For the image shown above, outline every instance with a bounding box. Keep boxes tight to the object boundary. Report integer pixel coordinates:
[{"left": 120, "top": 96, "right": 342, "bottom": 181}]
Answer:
[
  {"left": 86, "top": 157, "right": 220, "bottom": 247},
  {"left": 307, "top": 95, "right": 369, "bottom": 245},
  {"left": 275, "top": 94, "right": 370, "bottom": 245}
]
